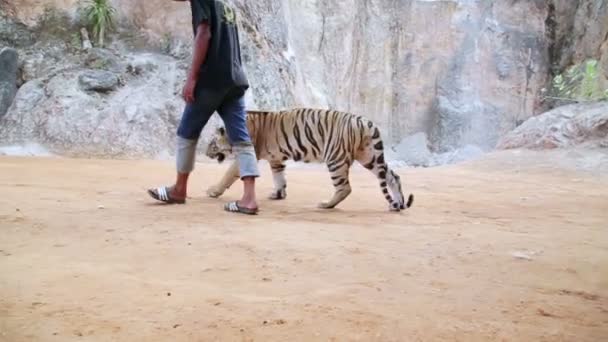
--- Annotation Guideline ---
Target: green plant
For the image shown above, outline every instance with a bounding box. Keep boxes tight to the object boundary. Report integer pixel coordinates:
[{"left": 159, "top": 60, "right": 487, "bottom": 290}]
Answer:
[
  {"left": 550, "top": 59, "right": 608, "bottom": 102},
  {"left": 83, "top": 0, "right": 116, "bottom": 48}
]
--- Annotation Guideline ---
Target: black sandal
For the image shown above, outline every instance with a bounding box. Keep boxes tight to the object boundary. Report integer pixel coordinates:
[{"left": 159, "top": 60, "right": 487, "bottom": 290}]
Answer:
[
  {"left": 224, "top": 201, "right": 258, "bottom": 215},
  {"left": 147, "top": 187, "right": 186, "bottom": 204}
]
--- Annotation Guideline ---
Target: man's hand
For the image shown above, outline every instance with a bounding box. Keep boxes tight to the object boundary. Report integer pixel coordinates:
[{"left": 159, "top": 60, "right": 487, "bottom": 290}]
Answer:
[{"left": 182, "top": 75, "right": 197, "bottom": 103}]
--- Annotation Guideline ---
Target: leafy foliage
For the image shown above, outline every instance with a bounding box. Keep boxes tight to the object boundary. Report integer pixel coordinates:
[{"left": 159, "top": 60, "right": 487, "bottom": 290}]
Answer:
[
  {"left": 550, "top": 59, "right": 608, "bottom": 102},
  {"left": 82, "top": 0, "right": 116, "bottom": 47}
]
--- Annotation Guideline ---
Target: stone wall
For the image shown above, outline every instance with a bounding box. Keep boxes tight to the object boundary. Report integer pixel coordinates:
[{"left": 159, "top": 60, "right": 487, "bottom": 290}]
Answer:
[{"left": 1, "top": 0, "right": 607, "bottom": 158}]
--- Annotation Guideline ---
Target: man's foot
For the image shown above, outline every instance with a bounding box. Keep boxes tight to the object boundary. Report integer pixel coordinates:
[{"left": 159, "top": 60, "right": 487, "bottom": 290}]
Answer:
[
  {"left": 147, "top": 186, "right": 186, "bottom": 204},
  {"left": 224, "top": 201, "right": 258, "bottom": 215}
]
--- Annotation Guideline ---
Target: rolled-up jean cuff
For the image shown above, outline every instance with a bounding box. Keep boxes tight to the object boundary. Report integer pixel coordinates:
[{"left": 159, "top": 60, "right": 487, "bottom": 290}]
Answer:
[
  {"left": 176, "top": 136, "right": 197, "bottom": 173},
  {"left": 234, "top": 143, "right": 259, "bottom": 178}
]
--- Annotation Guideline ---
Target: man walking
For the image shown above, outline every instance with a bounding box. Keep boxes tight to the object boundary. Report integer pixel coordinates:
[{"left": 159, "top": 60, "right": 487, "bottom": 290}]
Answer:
[{"left": 148, "top": 0, "right": 259, "bottom": 215}]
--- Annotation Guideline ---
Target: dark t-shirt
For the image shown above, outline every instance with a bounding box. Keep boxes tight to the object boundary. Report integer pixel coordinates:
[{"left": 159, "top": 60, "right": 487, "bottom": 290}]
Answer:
[{"left": 190, "top": 0, "right": 249, "bottom": 91}]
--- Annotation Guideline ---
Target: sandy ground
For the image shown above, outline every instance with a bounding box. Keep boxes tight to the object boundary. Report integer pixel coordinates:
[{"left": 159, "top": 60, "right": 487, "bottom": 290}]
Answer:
[{"left": 0, "top": 150, "right": 607, "bottom": 341}]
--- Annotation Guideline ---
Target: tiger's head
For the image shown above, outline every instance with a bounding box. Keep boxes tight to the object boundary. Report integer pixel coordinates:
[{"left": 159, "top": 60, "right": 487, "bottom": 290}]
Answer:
[{"left": 205, "top": 127, "right": 232, "bottom": 163}]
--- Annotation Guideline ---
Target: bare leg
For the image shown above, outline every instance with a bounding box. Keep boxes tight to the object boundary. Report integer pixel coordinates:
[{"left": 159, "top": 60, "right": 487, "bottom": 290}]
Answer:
[
  {"left": 171, "top": 172, "right": 190, "bottom": 199},
  {"left": 232, "top": 142, "right": 259, "bottom": 211},
  {"left": 239, "top": 176, "right": 257, "bottom": 210},
  {"left": 171, "top": 137, "right": 196, "bottom": 199},
  {"left": 148, "top": 137, "right": 196, "bottom": 204}
]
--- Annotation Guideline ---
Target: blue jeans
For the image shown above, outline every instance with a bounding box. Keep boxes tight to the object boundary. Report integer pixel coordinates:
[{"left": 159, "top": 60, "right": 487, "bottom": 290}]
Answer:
[
  {"left": 175, "top": 87, "right": 259, "bottom": 178},
  {"left": 177, "top": 87, "right": 250, "bottom": 144}
]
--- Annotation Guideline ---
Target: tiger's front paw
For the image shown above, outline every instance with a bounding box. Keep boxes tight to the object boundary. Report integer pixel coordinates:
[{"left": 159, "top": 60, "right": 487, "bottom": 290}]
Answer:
[
  {"left": 206, "top": 185, "right": 225, "bottom": 198},
  {"left": 318, "top": 201, "right": 336, "bottom": 209},
  {"left": 268, "top": 187, "right": 287, "bottom": 200}
]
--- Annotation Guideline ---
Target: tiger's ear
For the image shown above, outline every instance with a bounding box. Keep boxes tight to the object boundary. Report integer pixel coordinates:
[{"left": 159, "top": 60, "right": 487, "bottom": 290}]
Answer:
[{"left": 218, "top": 127, "right": 225, "bottom": 135}]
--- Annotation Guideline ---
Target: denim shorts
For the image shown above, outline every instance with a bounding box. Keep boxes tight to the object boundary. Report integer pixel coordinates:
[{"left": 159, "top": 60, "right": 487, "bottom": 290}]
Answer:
[{"left": 177, "top": 86, "right": 251, "bottom": 145}]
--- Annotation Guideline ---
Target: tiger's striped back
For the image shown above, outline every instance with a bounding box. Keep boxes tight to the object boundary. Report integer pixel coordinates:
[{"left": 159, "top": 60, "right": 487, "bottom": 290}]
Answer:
[{"left": 245, "top": 108, "right": 381, "bottom": 165}]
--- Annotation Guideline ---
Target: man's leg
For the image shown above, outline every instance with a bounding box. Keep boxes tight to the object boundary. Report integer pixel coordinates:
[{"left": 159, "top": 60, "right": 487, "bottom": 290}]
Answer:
[
  {"left": 172, "top": 135, "right": 197, "bottom": 199},
  {"left": 148, "top": 90, "right": 219, "bottom": 203},
  {"left": 233, "top": 144, "right": 258, "bottom": 210},
  {"left": 217, "top": 89, "right": 259, "bottom": 212}
]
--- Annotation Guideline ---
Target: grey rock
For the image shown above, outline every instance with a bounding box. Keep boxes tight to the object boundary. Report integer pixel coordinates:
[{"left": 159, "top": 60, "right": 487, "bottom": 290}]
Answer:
[
  {"left": 78, "top": 69, "right": 119, "bottom": 92},
  {"left": 498, "top": 102, "right": 608, "bottom": 149},
  {"left": 0, "top": 143, "right": 53, "bottom": 157},
  {"left": 387, "top": 132, "right": 486, "bottom": 167},
  {"left": 495, "top": 53, "right": 512, "bottom": 80},
  {"left": 430, "top": 92, "right": 502, "bottom": 153},
  {"left": 0, "top": 47, "right": 19, "bottom": 118},
  {"left": 430, "top": 95, "right": 471, "bottom": 153},
  {"left": 10, "top": 80, "right": 45, "bottom": 113},
  {"left": 0, "top": 79, "right": 46, "bottom": 142},
  {"left": 432, "top": 145, "right": 485, "bottom": 166},
  {"left": 0, "top": 14, "right": 35, "bottom": 47},
  {"left": 84, "top": 48, "right": 124, "bottom": 73},
  {"left": 18, "top": 45, "right": 80, "bottom": 83},
  {"left": 126, "top": 54, "right": 160, "bottom": 76},
  {"left": 0, "top": 52, "right": 197, "bottom": 158},
  {"left": 392, "top": 132, "right": 433, "bottom": 167}
]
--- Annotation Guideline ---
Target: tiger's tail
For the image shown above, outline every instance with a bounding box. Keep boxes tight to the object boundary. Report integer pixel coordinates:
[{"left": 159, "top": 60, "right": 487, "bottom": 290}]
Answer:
[{"left": 360, "top": 123, "right": 413, "bottom": 211}]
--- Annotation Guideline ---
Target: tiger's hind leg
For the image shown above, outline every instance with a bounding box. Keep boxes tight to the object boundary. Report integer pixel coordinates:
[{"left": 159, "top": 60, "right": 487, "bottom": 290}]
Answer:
[
  {"left": 269, "top": 160, "right": 287, "bottom": 200},
  {"left": 318, "top": 160, "right": 352, "bottom": 209}
]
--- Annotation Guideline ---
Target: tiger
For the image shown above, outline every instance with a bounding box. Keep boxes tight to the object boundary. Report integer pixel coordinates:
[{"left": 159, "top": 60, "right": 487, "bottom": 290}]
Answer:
[{"left": 204, "top": 108, "right": 414, "bottom": 212}]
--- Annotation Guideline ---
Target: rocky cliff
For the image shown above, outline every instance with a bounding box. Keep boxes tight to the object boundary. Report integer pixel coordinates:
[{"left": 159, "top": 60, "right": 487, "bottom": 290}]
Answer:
[{"left": 1, "top": 0, "right": 607, "bottom": 160}]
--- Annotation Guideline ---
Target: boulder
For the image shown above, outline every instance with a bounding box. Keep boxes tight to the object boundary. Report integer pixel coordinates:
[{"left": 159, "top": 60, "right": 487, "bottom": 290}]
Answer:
[
  {"left": 497, "top": 102, "right": 608, "bottom": 149},
  {"left": 0, "top": 14, "right": 35, "bottom": 47},
  {"left": 432, "top": 145, "right": 485, "bottom": 166},
  {"left": 84, "top": 48, "right": 124, "bottom": 73},
  {"left": 388, "top": 132, "right": 486, "bottom": 167},
  {"left": 391, "top": 132, "right": 433, "bottom": 167},
  {"left": 78, "top": 69, "right": 119, "bottom": 92},
  {"left": 0, "top": 52, "right": 207, "bottom": 158}
]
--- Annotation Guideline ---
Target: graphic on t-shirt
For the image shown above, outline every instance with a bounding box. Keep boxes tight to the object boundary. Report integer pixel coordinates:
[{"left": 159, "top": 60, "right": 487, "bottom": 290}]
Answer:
[{"left": 217, "top": 0, "right": 236, "bottom": 25}]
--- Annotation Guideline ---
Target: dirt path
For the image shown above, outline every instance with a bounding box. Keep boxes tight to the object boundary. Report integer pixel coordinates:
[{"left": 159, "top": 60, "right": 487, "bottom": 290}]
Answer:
[{"left": 1, "top": 151, "right": 607, "bottom": 341}]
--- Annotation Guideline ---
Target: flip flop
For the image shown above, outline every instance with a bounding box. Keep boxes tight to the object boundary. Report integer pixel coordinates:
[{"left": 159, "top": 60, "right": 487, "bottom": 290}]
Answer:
[
  {"left": 224, "top": 201, "right": 258, "bottom": 215},
  {"left": 147, "top": 187, "right": 186, "bottom": 204}
]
